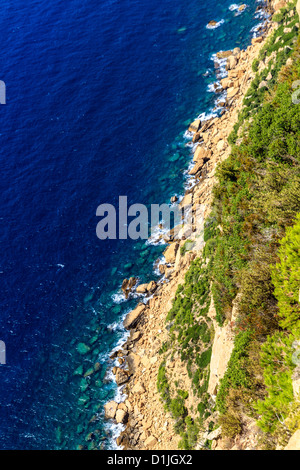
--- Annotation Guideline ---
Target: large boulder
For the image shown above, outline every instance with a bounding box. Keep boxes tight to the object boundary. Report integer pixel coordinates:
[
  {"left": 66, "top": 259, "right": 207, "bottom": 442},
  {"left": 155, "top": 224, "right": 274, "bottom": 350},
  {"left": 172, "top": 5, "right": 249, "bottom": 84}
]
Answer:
[
  {"left": 188, "top": 119, "right": 201, "bottom": 133},
  {"left": 136, "top": 284, "right": 148, "bottom": 294},
  {"left": 123, "top": 304, "right": 146, "bottom": 329},
  {"left": 115, "top": 368, "right": 130, "bottom": 385},
  {"left": 127, "top": 353, "right": 141, "bottom": 374},
  {"left": 115, "top": 409, "right": 128, "bottom": 424},
  {"left": 164, "top": 242, "right": 179, "bottom": 264},
  {"left": 122, "top": 277, "right": 137, "bottom": 299},
  {"left": 104, "top": 401, "right": 118, "bottom": 420},
  {"left": 193, "top": 145, "right": 210, "bottom": 163},
  {"left": 216, "top": 50, "right": 233, "bottom": 59},
  {"left": 226, "top": 55, "right": 238, "bottom": 71},
  {"left": 189, "top": 160, "right": 205, "bottom": 176},
  {"left": 144, "top": 435, "right": 158, "bottom": 448}
]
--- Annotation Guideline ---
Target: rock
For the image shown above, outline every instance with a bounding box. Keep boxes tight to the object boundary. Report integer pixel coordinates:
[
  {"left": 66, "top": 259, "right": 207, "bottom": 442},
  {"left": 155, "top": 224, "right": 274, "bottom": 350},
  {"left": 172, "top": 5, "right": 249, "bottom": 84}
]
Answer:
[
  {"left": 115, "top": 409, "right": 128, "bottom": 424},
  {"left": 73, "top": 365, "right": 84, "bottom": 376},
  {"left": 115, "top": 368, "right": 130, "bottom": 385},
  {"left": 164, "top": 243, "right": 179, "bottom": 264},
  {"left": 170, "top": 195, "right": 178, "bottom": 203},
  {"left": 179, "top": 192, "right": 192, "bottom": 209},
  {"left": 239, "top": 4, "right": 246, "bottom": 12},
  {"left": 193, "top": 145, "right": 210, "bottom": 163},
  {"left": 266, "top": 72, "right": 272, "bottom": 81},
  {"left": 130, "top": 330, "right": 142, "bottom": 342},
  {"left": 147, "top": 281, "right": 157, "bottom": 293},
  {"left": 284, "top": 430, "right": 300, "bottom": 450},
  {"left": 227, "top": 87, "right": 239, "bottom": 99},
  {"left": 216, "top": 50, "right": 233, "bottom": 59},
  {"left": 252, "top": 36, "right": 263, "bottom": 45},
  {"left": 144, "top": 435, "right": 158, "bottom": 448},
  {"left": 259, "top": 80, "right": 268, "bottom": 89},
  {"left": 216, "top": 140, "right": 226, "bottom": 152},
  {"left": 84, "top": 368, "right": 94, "bottom": 378},
  {"left": 104, "top": 401, "right": 118, "bottom": 420},
  {"left": 159, "top": 263, "right": 166, "bottom": 274},
  {"left": 273, "top": 0, "right": 288, "bottom": 12},
  {"left": 292, "top": 365, "right": 300, "bottom": 397},
  {"left": 221, "top": 77, "right": 234, "bottom": 90},
  {"left": 122, "top": 277, "right": 137, "bottom": 299},
  {"left": 226, "top": 56, "right": 238, "bottom": 71},
  {"left": 208, "top": 20, "right": 217, "bottom": 27},
  {"left": 188, "top": 119, "right": 201, "bottom": 133},
  {"left": 132, "top": 382, "right": 146, "bottom": 394},
  {"left": 127, "top": 353, "right": 141, "bottom": 374},
  {"left": 76, "top": 343, "right": 91, "bottom": 355},
  {"left": 189, "top": 160, "right": 205, "bottom": 176},
  {"left": 118, "top": 402, "right": 128, "bottom": 412},
  {"left": 206, "top": 427, "right": 222, "bottom": 441},
  {"left": 136, "top": 284, "right": 148, "bottom": 294},
  {"left": 124, "top": 304, "right": 146, "bottom": 329},
  {"left": 192, "top": 132, "right": 201, "bottom": 143}
]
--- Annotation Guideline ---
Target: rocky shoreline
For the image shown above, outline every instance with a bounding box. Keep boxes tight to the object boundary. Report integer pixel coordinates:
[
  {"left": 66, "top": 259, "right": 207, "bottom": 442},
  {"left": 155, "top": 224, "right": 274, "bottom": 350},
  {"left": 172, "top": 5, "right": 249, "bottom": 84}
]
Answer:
[{"left": 103, "top": 0, "right": 282, "bottom": 451}]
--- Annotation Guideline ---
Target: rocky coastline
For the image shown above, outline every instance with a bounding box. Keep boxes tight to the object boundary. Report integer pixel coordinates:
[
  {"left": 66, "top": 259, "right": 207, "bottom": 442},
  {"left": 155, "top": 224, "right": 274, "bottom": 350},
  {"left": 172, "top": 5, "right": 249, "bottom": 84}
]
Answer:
[{"left": 103, "top": 0, "right": 289, "bottom": 451}]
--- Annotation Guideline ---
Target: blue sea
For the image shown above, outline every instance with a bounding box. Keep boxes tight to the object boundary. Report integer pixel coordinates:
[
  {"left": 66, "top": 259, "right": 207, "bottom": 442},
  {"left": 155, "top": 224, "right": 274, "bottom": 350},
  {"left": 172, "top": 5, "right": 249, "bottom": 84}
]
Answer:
[{"left": 0, "top": 0, "right": 266, "bottom": 450}]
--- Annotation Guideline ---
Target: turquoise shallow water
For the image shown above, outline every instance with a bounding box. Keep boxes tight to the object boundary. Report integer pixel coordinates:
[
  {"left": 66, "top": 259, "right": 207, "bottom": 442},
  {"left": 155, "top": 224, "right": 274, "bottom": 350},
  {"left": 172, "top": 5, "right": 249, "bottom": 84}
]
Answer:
[{"left": 0, "top": 0, "right": 267, "bottom": 449}]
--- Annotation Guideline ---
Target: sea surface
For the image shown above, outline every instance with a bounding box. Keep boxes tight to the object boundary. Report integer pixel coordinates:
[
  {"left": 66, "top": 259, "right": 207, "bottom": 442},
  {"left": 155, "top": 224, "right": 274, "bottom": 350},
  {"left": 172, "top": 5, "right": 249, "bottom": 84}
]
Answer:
[{"left": 0, "top": 0, "right": 266, "bottom": 449}]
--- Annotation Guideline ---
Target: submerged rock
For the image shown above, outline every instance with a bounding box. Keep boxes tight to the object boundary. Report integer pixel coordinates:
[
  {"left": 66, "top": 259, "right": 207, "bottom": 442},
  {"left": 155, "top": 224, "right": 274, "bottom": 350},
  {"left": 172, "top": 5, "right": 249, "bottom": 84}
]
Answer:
[{"left": 77, "top": 343, "right": 91, "bottom": 355}]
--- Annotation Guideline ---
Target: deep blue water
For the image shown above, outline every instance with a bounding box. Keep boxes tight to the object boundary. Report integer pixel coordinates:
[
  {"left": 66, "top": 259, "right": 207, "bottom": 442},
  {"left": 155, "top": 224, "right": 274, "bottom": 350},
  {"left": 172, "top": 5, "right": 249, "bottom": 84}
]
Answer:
[{"left": 0, "top": 0, "right": 264, "bottom": 449}]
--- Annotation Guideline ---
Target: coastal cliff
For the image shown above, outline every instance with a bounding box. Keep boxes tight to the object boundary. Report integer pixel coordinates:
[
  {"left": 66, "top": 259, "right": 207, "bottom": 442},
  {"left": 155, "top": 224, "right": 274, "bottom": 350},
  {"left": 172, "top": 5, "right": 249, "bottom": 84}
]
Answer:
[{"left": 105, "top": 0, "right": 300, "bottom": 451}]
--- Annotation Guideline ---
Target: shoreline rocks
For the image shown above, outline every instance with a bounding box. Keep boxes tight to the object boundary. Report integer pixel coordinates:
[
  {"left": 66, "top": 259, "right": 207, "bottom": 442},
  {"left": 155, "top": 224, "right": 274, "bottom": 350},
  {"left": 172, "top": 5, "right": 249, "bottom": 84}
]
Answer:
[{"left": 104, "top": 2, "right": 278, "bottom": 450}]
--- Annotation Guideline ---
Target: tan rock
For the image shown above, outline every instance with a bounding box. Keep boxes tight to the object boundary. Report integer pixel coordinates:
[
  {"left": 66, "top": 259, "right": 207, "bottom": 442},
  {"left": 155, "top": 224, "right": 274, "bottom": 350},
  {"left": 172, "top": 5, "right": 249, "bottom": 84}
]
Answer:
[
  {"left": 127, "top": 353, "right": 141, "bottom": 374},
  {"left": 188, "top": 119, "right": 201, "bottom": 133},
  {"left": 147, "top": 281, "right": 157, "bottom": 293},
  {"left": 115, "top": 409, "right": 128, "bottom": 424},
  {"left": 144, "top": 435, "right": 158, "bottom": 448},
  {"left": 115, "top": 368, "right": 130, "bottom": 385},
  {"left": 292, "top": 365, "right": 300, "bottom": 397},
  {"left": 124, "top": 304, "right": 146, "bottom": 329},
  {"left": 104, "top": 401, "right": 118, "bottom": 420},
  {"left": 217, "top": 50, "right": 233, "bottom": 59},
  {"left": 132, "top": 382, "right": 146, "bottom": 394},
  {"left": 226, "top": 55, "right": 238, "bottom": 71},
  {"left": 273, "top": 0, "right": 287, "bottom": 12},
  {"left": 252, "top": 36, "right": 263, "bottom": 45},
  {"left": 284, "top": 430, "right": 300, "bottom": 450},
  {"left": 227, "top": 87, "right": 239, "bottom": 99},
  {"left": 164, "top": 242, "right": 179, "bottom": 264},
  {"left": 136, "top": 284, "right": 148, "bottom": 294},
  {"left": 118, "top": 402, "right": 128, "bottom": 412},
  {"left": 220, "top": 77, "right": 234, "bottom": 89},
  {"left": 189, "top": 160, "right": 204, "bottom": 176}
]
